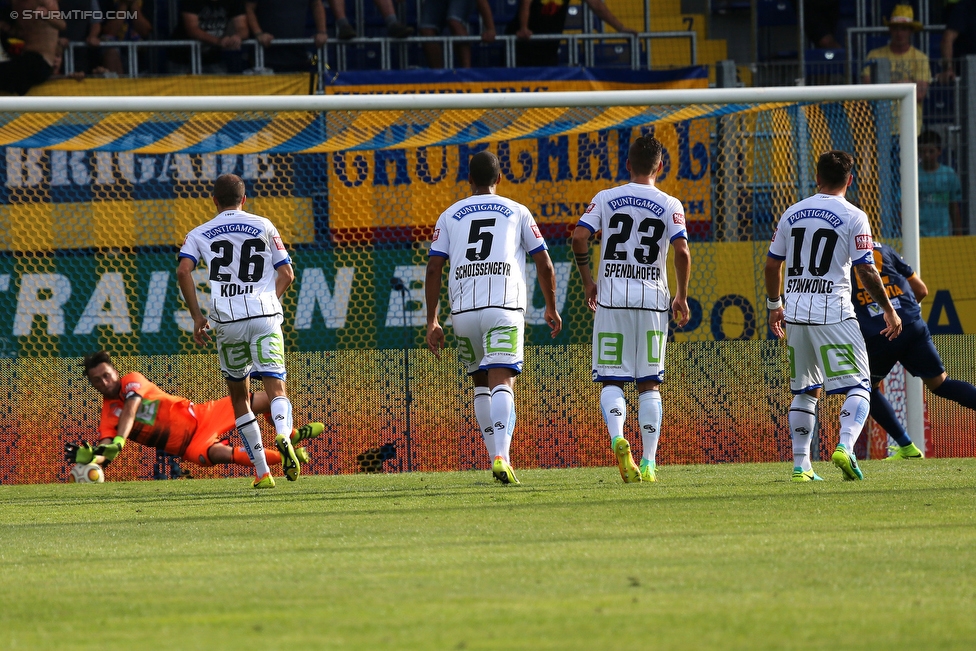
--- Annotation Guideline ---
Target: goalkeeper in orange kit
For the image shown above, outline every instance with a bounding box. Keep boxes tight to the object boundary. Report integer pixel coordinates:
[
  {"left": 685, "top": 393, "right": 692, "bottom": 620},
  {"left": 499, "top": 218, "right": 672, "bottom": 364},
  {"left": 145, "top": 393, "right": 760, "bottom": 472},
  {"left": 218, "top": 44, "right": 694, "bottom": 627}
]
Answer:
[{"left": 65, "top": 351, "right": 323, "bottom": 475}]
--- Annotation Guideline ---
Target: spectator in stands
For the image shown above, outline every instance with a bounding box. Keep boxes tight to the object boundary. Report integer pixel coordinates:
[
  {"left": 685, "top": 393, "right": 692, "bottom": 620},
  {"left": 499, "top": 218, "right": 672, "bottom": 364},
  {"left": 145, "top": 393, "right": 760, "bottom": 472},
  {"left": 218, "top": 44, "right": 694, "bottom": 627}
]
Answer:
[
  {"left": 95, "top": 0, "right": 154, "bottom": 74},
  {"left": 918, "top": 130, "right": 964, "bottom": 236},
  {"left": 420, "top": 0, "right": 495, "bottom": 68},
  {"left": 938, "top": 0, "right": 976, "bottom": 82},
  {"left": 860, "top": 4, "right": 929, "bottom": 134},
  {"left": 791, "top": 0, "right": 842, "bottom": 49},
  {"left": 171, "top": 0, "right": 249, "bottom": 73},
  {"left": 54, "top": 0, "right": 102, "bottom": 74},
  {"left": 331, "top": 0, "right": 413, "bottom": 40},
  {"left": 506, "top": 0, "right": 636, "bottom": 68},
  {"left": 0, "top": 0, "right": 64, "bottom": 94},
  {"left": 246, "top": 0, "right": 327, "bottom": 72}
]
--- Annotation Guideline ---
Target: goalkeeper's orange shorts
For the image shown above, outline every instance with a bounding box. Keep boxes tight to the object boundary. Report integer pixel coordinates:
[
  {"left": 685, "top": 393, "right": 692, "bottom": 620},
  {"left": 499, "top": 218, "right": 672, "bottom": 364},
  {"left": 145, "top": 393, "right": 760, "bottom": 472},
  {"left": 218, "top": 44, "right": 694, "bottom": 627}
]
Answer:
[{"left": 183, "top": 397, "right": 237, "bottom": 467}]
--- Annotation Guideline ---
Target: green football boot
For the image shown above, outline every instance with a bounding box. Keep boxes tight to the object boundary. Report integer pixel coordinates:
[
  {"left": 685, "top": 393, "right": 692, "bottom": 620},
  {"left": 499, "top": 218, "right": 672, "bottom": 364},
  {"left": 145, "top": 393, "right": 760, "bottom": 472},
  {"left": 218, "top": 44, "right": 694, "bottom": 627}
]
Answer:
[
  {"left": 292, "top": 422, "right": 324, "bottom": 444},
  {"left": 252, "top": 472, "right": 275, "bottom": 489},
  {"left": 276, "top": 434, "right": 301, "bottom": 482},
  {"left": 612, "top": 437, "right": 642, "bottom": 483},
  {"left": 885, "top": 443, "right": 924, "bottom": 460},
  {"left": 791, "top": 467, "right": 824, "bottom": 482},
  {"left": 639, "top": 458, "right": 656, "bottom": 482},
  {"left": 831, "top": 445, "right": 864, "bottom": 481},
  {"left": 492, "top": 457, "right": 520, "bottom": 485}
]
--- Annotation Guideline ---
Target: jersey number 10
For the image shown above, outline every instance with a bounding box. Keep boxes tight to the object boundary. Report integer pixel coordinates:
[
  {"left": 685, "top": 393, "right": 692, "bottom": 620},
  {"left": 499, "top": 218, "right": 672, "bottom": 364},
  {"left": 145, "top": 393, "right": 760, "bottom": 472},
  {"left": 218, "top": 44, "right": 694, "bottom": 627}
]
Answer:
[{"left": 787, "top": 227, "right": 839, "bottom": 277}]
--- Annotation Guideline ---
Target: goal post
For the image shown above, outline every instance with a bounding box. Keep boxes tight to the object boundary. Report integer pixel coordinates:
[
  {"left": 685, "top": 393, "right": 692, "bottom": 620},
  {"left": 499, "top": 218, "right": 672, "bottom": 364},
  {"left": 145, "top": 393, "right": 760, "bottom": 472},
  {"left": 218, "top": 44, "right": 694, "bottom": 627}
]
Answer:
[{"left": 0, "top": 84, "right": 928, "bottom": 481}]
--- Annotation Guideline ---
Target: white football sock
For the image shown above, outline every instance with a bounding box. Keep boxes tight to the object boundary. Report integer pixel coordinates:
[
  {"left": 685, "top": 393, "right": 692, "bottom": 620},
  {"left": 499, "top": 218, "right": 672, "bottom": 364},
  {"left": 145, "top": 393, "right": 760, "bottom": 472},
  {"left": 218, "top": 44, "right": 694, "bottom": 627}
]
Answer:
[
  {"left": 638, "top": 389, "right": 662, "bottom": 463},
  {"left": 473, "top": 386, "right": 494, "bottom": 461},
  {"left": 490, "top": 385, "right": 515, "bottom": 462},
  {"left": 838, "top": 388, "right": 871, "bottom": 451},
  {"left": 236, "top": 413, "right": 271, "bottom": 477},
  {"left": 270, "top": 396, "right": 293, "bottom": 439},
  {"left": 600, "top": 385, "right": 626, "bottom": 445},
  {"left": 789, "top": 393, "right": 818, "bottom": 471}
]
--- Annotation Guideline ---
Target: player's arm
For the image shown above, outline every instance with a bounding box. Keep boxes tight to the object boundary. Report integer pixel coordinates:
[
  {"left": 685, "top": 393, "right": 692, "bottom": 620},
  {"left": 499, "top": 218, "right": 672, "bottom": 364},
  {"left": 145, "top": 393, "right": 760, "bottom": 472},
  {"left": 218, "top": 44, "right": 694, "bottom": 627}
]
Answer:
[
  {"left": 907, "top": 273, "right": 928, "bottom": 301},
  {"left": 670, "top": 237, "right": 691, "bottom": 327},
  {"left": 275, "top": 262, "right": 295, "bottom": 299},
  {"left": 854, "top": 263, "right": 902, "bottom": 340},
  {"left": 176, "top": 256, "right": 211, "bottom": 346},
  {"left": 763, "top": 255, "right": 786, "bottom": 339},
  {"left": 571, "top": 225, "right": 598, "bottom": 311},
  {"left": 531, "top": 249, "right": 562, "bottom": 337},
  {"left": 425, "top": 254, "right": 447, "bottom": 359}
]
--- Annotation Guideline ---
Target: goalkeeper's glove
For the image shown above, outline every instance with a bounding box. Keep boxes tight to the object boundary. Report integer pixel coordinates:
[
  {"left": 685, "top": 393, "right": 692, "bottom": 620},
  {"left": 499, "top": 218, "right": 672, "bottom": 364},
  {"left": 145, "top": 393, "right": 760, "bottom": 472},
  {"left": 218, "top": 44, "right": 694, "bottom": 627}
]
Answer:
[
  {"left": 93, "top": 436, "right": 126, "bottom": 462},
  {"left": 64, "top": 441, "right": 96, "bottom": 464}
]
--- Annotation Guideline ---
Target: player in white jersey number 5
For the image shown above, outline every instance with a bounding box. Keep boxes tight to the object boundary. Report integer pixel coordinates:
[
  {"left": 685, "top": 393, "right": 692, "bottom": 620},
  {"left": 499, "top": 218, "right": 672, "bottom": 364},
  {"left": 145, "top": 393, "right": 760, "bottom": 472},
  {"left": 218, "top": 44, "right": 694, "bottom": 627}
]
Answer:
[
  {"left": 425, "top": 151, "right": 562, "bottom": 485},
  {"left": 177, "top": 173, "right": 302, "bottom": 489},
  {"left": 572, "top": 136, "right": 691, "bottom": 484},
  {"left": 765, "top": 151, "right": 901, "bottom": 482}
]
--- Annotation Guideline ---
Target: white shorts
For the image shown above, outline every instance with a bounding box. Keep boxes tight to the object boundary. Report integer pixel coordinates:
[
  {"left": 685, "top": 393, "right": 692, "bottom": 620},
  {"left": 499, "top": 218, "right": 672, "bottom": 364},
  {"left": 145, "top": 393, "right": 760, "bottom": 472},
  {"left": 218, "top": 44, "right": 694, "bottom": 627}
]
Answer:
[
  {"left": 785, "top": 320, "right": 871, "bottom": 395},
  {"left": 212, "top": 314, "right": 287, "bottom": 381},
  {"left": 451, "top": 308, "right": 524, "bottom": 375},
  {"left": 592, "top": 308, "right": 669, "bottom": 383}
]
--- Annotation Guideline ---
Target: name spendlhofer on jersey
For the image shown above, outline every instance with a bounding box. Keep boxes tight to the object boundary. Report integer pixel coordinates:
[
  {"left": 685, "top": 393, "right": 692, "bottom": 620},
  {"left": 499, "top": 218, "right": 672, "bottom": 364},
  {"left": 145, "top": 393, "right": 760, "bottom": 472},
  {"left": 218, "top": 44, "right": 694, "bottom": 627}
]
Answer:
[
  {"left": 179, "top": 209, "right": 292, "bottom": 324},
  {"left": 429, "top": 195, "right": 547, "bottom": 314},
  {"left": 767, "top": 194, "right": 874, "bottom": 325},
  {"left": 577, "top": 182, "right": 688, "bottom": 311}
]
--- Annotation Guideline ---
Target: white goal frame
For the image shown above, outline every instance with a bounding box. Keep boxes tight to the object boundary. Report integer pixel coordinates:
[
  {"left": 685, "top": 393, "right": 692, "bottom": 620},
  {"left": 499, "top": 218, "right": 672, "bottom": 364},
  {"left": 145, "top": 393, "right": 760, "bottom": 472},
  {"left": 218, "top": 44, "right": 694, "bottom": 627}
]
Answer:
[{"left": 0, "top": 83, "right": 923, "bottom": 452}]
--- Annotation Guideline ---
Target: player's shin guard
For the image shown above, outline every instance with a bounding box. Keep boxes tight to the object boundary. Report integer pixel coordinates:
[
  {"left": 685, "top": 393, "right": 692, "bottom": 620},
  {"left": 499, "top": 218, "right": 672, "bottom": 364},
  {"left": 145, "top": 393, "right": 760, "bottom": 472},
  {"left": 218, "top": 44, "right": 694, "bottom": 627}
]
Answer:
[
  {"left": 870, "top": 387, "right": 913, "bottom": 447},
  {"left": 473, "top": 386, "right": 495, "bottom": 461},
  {"left": 600, "top": 385, "right": 626, "bottom": 444},
  {"left": 932, "top": 377, "right": 976, "bottom": 410},
  {"left": 490, "top": 385, "right": 515, "bottom": 463},
  {"left": 789, "top": 393, "right": 818, "bottom": 472},
  {"left": 838, "top": 388, "right": 871, "bottom": 451},
  {"left": 236, "top": 413, "right": 271, "bottom": 477},
  {"left": 269, "top": 396, "right": 293, "bottom": 438},
  {"left": 638, "top": 389, "right": 662, "bottom": 463}
]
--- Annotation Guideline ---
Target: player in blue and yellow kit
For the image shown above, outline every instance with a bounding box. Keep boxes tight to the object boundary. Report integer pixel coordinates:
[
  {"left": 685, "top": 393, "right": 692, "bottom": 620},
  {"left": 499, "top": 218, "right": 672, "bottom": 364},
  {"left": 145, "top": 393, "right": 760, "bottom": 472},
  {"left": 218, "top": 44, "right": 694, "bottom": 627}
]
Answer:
[{"left": 851, "top": 243, "right": 976, "bottom": 458}]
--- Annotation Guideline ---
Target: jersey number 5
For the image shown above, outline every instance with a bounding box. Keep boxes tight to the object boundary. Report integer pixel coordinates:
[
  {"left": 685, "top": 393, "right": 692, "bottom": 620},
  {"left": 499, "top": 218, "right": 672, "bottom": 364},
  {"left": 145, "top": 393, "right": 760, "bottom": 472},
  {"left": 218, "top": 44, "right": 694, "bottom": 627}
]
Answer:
[
  {"left": 210, "top": 238, "right": 267, "bottom": 282},
  {"left": 603, "top": 213, "right": 666, "bottom": 264},
  {"left": 466, "top": 219, "right": 495, "bottom": 261}
]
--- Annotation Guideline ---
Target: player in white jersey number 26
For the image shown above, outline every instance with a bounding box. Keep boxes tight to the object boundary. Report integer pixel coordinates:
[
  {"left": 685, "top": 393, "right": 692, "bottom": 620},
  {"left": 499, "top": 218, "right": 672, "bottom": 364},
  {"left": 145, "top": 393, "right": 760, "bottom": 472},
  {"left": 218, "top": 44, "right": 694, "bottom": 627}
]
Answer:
[
  {"left": 572, "top": 135, "right": 692, "bottom": 485},
  {"left": 177, "top": 173, "right": 302, "bottom": 489},
  {"left": 425, "top": 151, "right": 562, "bottom": 486},
  {"left": 764, "top": 151, "right": 901, "bottom": 483}
]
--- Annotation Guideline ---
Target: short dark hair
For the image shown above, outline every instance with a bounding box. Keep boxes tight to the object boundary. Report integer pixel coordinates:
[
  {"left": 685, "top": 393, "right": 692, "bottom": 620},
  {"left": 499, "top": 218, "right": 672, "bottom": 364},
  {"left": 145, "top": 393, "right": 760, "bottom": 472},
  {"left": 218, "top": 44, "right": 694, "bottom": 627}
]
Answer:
[
  {"left": 628, "top": 136, "right": 664, "bottom": 176},
  {"left": 918, "top": 130, "right": 942, "bottom": 148},
  {"left": 816, "top": 150, "right": 854, "bottom": 189},
  {"left": 82, "top": 350, "right": 113, "bottom": 377},
  {"left": 469, "top": 151, "right": 501, "bottom": 187},
  {"left": 213, "top": 174, "right": 246, "bottom": 208}
]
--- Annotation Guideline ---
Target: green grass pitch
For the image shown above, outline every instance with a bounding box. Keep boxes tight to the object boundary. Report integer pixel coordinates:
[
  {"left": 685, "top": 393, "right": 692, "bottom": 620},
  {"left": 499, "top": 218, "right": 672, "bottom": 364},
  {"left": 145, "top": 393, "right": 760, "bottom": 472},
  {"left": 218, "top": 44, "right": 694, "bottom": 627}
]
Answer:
[{"left": 2, "top": 459, "right": 975, "bottom": 650}]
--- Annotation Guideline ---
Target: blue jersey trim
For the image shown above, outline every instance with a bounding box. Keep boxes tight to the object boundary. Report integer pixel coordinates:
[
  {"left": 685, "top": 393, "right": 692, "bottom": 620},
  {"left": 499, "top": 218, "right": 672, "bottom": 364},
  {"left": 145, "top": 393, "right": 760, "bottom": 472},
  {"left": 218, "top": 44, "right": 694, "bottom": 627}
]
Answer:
[
  {"left": 669, "top": 231, "right": 688, "bottom": 243},
  {"left": 636, "top": 372, "right": 665, "bottom": 384},
  {"left": 480, "top": 362, "right": 523, "bottom": 374},
  {"left": 767, "top": 252, "right": 786, "bottom": 261},
  {"left": 528, "top": 243, "right": 548, "bottom": 255},
  {"left": 250, "top": 371, "right": 287, "bottom": 381},
  {"left": 576, "top": 221, "right": 597, "bottom": 233},
  {"left": 826, "top": 380, "right": 871, "bottom": 395},
  {"left": 790, "top": 383, "right": 823, "bottom": 395},
  {"left": 429, "top": 250, "right": 449, "bottom": 258},
  {"left": 178, "top": 252, "right": 198, "bottom": 265},
  {"left": 594, "top": 373, "right": 634, "bottom": 383},
  {"left": 273, "top": 257, "right": 292, "bottom": 269}
]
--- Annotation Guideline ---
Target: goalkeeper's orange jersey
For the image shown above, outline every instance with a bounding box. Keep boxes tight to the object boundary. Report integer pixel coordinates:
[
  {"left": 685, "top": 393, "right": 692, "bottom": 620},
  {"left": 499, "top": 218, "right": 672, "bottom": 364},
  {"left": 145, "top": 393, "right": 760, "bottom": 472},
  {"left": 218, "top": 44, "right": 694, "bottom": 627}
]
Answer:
[{"left": 98, "top": 372, "right": 197, "bottom": 457}]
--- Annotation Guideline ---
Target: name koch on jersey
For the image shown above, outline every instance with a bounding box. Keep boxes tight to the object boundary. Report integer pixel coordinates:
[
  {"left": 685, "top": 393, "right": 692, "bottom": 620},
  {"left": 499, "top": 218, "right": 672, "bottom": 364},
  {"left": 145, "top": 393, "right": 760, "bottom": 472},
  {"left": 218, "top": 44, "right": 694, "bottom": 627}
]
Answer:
[
  {"left": 577, "top": 183, "right": 687, "bottom": 311},
  {"left": 429, "top": 195, "right": 546, "bottom": 314},
  {"left": 767, "top": 194, "right": 874, "bottom": 325},
  {"left": 179, "top": 210, "right": 291, "bottom": 324}
]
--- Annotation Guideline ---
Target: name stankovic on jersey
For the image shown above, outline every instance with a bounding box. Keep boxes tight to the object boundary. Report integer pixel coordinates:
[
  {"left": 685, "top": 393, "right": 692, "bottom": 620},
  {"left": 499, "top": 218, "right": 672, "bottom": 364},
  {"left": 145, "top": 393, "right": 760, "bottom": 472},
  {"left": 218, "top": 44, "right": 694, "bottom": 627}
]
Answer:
[
  {"left": 454, "top": 261, "right": 513, "bottom": 280},
  {"left": 787, "top": 278, "right": 835, "bottom": 294},
  {"left": 452, "top": 203, "right": 515, "bottom": 220},
  {"left": 201, "top": 223, "right": 262, "bottom": 239}
]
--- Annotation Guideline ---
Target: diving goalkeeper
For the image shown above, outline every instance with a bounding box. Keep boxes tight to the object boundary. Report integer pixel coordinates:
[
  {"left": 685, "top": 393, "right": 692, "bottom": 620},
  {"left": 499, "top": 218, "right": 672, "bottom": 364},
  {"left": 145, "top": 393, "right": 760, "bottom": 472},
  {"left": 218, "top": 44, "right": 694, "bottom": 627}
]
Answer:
[{"left": 65, "top": 351, "right": 323, "bottom": 474}]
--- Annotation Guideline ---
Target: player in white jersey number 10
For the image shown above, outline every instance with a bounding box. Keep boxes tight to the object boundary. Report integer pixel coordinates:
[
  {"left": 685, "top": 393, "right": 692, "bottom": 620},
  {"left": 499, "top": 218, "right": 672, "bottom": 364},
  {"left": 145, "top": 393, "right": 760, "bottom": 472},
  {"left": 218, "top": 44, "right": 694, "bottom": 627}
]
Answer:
[
  {"left": 177, "top": 173, "right": 302, "bottom": 489},
  {"left": 764, "top": 151, "right": 901, "bottom": 483},
  {"left": 425, "top": 151, "right": 562, "bottom": 485},
  {"left": 572, "top": 136, "right": 692, "bottom": 484}
]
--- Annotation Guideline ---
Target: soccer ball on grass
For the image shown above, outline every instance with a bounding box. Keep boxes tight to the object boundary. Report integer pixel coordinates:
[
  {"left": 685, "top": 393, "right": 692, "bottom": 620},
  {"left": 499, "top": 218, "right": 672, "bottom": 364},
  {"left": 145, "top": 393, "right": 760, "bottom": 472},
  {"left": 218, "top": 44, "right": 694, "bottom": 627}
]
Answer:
[{"left": 69, "top": 463, "right": 104, "bottom": 483}]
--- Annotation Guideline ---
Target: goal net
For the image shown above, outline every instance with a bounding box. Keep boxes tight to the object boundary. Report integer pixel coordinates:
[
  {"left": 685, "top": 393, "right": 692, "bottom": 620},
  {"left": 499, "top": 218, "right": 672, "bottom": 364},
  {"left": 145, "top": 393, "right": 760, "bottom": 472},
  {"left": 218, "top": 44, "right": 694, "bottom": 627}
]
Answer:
[{"left": 1, "top": 86, "right": 970, "bottom": 484}]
